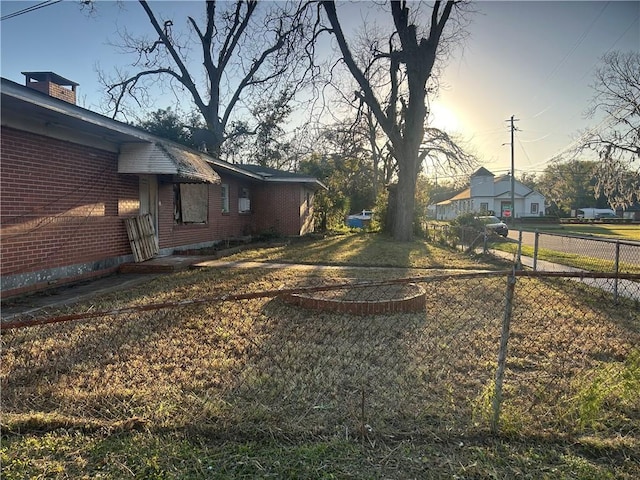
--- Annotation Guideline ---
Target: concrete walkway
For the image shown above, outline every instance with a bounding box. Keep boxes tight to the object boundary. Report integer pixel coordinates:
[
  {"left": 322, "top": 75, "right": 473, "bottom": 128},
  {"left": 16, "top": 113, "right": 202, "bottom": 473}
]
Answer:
[{"left": 1, "top": 255, "right": 218, "bottom": 322}]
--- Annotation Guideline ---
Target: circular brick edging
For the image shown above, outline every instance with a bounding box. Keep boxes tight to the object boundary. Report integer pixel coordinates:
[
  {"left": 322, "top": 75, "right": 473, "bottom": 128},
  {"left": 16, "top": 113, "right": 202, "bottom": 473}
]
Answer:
[{"left": 281, "top": 283, "right": 426, "bottom": 315}]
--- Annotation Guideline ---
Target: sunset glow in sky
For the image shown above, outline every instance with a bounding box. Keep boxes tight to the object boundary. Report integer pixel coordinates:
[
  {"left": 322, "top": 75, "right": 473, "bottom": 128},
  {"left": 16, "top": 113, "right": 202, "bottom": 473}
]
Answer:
[{"left": 2, "top": 1, "right": 638, "bottom": 180}]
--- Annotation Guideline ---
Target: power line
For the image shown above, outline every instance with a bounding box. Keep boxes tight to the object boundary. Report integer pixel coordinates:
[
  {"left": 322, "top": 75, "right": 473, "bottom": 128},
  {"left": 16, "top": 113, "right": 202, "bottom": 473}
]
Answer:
[
  {"left": 1, "top": 0, "right": 62, "bottom": 22},
  {"left": 577, "top": 15, "right": 640, "bottom": 84},
  {"left": 529, "top": 2, "right": 610, "bottom": 105}
]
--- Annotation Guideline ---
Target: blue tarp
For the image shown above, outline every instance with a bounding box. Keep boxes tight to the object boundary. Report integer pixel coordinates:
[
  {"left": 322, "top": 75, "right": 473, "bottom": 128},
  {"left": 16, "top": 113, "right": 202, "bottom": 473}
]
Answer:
[{"left": 346, "top": 210, "right": 373, "bottom": 228}]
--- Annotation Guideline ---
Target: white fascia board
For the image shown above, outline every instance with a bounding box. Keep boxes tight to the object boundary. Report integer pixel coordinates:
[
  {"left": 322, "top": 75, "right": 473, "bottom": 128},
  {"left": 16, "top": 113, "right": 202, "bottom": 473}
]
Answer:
[{"left": 262, "top": 177, "right": 328, "bottom": 190}]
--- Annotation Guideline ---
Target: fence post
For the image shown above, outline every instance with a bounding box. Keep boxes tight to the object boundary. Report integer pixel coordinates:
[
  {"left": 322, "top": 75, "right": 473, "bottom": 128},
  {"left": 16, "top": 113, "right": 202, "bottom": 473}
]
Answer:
[
  {"left": 533, "top": 230, "right": 539, "bottom": 271},
  {"left": 491, "top": 271, "right": 516, "bottom": 434},
  {"left": 614, "top": 240, "right": 620, "bottom": 303},
  {"left": 516, "top": 230, "right": 523, "bottom": 270}
]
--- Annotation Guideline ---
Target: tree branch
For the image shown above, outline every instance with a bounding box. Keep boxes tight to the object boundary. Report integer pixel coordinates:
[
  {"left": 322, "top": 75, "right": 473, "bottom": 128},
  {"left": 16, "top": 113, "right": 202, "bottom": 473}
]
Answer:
[{"left": 321, "top": 1, "right": 398, "bottom": 145}]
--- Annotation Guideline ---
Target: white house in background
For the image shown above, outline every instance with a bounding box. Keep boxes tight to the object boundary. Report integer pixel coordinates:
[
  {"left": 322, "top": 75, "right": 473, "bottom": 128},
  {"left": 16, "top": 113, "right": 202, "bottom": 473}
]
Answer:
[{"left": 436, "top": 167, "right": 546, "bottom": 221}]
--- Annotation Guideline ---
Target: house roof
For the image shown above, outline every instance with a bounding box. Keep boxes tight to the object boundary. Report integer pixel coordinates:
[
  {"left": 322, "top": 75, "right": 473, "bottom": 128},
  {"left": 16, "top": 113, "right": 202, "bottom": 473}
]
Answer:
[
  {"left": 2, "top": 76, "right": 220, "bottom": 183},
  {"left": 238, "top": 164, "right": 328, "bottom": 190},
  {"left": 1, "top": 77, "right": 148, "bottom": 145},
  {"left": 119, "top": 142, "right": 221, "bottom": 184},
  {"left": 1, "top": 77, "right": 324, "bottom": 188},
  {"left": 436, "top": 188, "right": 470, "bottom": 205},
  {"left": 438, "top": 167, "right": 545, "bottom": 205},
  {"left": 471, "top": 167, "right": 494, "bottom": 177}
]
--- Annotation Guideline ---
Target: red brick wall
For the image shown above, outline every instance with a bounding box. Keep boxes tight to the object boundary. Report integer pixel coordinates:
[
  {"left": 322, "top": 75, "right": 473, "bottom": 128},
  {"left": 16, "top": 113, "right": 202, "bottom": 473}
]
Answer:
[
  {"left": 0, "top": 127, "right": 137, "bottom": 296},
  {"left": 158, "top": 174, "right": 255, "bottom": 250},
  {"left": 1, "top": 124, "right": 315, "bottom": 296},
  {"left": 161, "top": 177, "right": 313, "bottom": 243},
  {"left": 253, "top": 183, "right": 312, "bottom": 236}
]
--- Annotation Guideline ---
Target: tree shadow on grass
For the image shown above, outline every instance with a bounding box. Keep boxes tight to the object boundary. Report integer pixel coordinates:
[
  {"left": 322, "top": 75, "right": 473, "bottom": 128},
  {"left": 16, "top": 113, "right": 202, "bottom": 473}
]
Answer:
[{"left": 201, "top": 275, "right": 507, "bottom": 443}]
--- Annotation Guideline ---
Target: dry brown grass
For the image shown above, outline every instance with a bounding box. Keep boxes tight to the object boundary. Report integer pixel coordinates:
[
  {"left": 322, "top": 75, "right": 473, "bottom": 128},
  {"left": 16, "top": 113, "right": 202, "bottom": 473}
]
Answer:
[{"left": 2, "top": 236, "right": 639, "bottom": 478}]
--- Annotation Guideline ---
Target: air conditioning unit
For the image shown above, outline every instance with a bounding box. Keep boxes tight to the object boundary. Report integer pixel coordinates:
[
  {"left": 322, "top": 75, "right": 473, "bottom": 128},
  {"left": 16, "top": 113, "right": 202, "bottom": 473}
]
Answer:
[{"left": 238, "top": 198, "right": 251, "bottom": 213}]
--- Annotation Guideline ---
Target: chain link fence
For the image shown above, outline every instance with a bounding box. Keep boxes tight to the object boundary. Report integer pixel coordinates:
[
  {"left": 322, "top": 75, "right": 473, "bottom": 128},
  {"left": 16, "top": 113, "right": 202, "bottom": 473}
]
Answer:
[
  {"left": 425, "top": 223, "right": 508, "bottom": 254},
  {"left": 528, "top": 230, "right": 640, "bottom": 274},
  {"left": 3, "top": 270, "right": 639, "bottom": 442},
  {"left": 426, "top": 223, "right": 640, "bottom": 273}
]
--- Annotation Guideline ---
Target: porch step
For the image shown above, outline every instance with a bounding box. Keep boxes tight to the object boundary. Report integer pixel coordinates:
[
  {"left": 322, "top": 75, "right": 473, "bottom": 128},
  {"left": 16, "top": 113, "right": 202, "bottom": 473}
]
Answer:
[{"left": 118, "top": 255, "right": 212, "bottom": 274}]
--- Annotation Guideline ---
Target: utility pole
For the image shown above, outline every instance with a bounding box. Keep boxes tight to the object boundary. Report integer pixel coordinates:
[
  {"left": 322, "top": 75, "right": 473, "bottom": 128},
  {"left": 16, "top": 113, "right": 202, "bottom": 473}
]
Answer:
[{"left": 507, "top": 115, "right": 519, "bottom": 224}]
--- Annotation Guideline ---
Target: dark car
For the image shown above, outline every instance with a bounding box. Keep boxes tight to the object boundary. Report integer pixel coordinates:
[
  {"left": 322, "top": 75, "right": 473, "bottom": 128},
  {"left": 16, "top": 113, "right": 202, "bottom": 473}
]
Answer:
[{"left": 476, "top": 215, "right": 508, "bottom": 237}]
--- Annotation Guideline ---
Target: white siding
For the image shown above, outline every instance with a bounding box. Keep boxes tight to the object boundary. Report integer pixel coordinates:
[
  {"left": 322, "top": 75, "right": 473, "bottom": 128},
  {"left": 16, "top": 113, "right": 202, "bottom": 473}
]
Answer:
[{"left": 119, "top": 143, "right": 176, "bottom": 175}]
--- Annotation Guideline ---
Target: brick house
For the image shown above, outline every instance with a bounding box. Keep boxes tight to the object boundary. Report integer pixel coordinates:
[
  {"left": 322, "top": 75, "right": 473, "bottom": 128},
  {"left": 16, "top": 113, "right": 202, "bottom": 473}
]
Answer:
[{"left": 1, "top": 73, "right": 326, "bottom": 298}]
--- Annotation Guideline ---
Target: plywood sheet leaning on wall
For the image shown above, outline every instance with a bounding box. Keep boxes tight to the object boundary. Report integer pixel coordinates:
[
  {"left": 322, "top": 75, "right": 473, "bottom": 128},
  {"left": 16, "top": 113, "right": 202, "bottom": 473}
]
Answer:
[{"left": 124, "top": 214, "right": 159, "bottom": 262}]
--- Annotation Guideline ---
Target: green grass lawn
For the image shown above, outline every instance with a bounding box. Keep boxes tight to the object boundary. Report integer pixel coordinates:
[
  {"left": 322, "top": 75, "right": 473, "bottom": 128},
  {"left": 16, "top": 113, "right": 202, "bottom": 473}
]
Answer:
[
  {"left": 493, "top": 242, "right": 640, "bottom": 274},
  {"left": 516, "top": 223, "right": 640, "bottom": 241},
  {"left": 2, "top": 233, "right": 638, "bottom": 479}
]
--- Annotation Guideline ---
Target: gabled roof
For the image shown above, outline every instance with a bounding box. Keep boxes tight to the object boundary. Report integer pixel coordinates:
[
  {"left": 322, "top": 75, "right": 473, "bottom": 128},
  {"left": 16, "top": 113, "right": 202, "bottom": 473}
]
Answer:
[
  {"left": 438, "top": 166, "right": 546, "bottom": 205},
  {"left": 471, "top": 167, "right": 494, "bottom": 177},
  {"left": 436, "top": 188, "right": 470, "bottom": 205}
]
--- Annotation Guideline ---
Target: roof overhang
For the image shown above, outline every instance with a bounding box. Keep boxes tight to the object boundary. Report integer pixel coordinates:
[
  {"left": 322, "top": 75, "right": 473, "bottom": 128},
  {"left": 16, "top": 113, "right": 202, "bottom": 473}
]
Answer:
[
  {"left": 261, "top": 176, "right": 328, "bottom": 191},
  {"left": 1, "top": 77, "right": 152, "bottom": 149},
  {"left": 207, "top": 160, "right": 328, "bottom": 190},
  {"left": 119, "top": 142, "right": 221, "bottom": 184},
  {"left": 208, "top": 159, "right": 265, "bottom": 181}
]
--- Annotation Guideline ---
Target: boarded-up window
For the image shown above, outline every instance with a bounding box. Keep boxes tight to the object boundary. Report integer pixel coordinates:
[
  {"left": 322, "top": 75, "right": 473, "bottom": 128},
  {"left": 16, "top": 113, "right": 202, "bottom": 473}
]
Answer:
[{"left": 174, "top": 183, "right": 208, "bottom": 223}]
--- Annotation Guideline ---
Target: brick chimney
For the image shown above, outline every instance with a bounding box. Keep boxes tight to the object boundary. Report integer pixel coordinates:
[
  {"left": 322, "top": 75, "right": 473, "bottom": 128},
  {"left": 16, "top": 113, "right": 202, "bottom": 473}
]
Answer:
[{"left": 22, "top": 72, "right": 78, "bottom": 104}]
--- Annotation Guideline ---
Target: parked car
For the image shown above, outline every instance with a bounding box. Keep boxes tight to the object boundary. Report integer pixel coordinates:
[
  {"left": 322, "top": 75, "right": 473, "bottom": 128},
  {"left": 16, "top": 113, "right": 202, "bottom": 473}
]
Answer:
[{"left": 476, "top": 215, "right": 508, "bottom": 237}]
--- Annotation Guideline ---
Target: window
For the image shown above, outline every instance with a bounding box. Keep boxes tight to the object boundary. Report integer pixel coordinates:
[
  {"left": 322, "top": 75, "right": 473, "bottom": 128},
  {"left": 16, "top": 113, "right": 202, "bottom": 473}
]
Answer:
[
  {"left": 238, "top": 187, "right": 250, "bottom": 213},
  {"left": 174, "top": 183, "right": 208, "bottom": 224},
  {"left": 531, "top": 202, "right": 539, "bottom": 214},
  {"left": 221, "top": 184, "right": 229, "bottom": 213},
  {"left": 480, "top": 202, "right": 489, "bottom": 213}
]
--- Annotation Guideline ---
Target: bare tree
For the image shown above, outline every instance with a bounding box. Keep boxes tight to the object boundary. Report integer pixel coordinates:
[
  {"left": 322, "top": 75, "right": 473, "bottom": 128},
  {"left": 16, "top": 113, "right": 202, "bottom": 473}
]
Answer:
[
  {"left": 320, "top": 0, "right": 468, "bottom": 241},
  {"left": 579, "top": 51, "right": 640, "bottom": 208},
  {"left": 102, "top": 0, "right": 313, "bottom": 155}
]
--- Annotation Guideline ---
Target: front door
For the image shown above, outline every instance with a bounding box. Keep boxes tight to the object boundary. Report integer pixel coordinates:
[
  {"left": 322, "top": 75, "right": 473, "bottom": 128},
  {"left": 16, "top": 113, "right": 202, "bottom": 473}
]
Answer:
[{"left": 139, "top": 175, "right": 159, "bottom": 242}]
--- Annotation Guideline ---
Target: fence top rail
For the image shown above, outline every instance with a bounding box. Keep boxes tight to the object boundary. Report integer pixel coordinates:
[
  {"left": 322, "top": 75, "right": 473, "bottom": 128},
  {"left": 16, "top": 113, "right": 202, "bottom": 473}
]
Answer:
[
  {"left": 529, "top": 229, "right": 640, "bottom": 247},
  {"left": 2, "top": 270, "right": 638, "bottom": 331}
]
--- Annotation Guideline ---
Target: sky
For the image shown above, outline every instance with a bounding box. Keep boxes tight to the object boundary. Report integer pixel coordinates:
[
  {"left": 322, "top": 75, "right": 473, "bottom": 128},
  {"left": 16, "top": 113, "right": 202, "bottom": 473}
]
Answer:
[{"left": 1, "top": 1, "right": 639, "bottom": 179}]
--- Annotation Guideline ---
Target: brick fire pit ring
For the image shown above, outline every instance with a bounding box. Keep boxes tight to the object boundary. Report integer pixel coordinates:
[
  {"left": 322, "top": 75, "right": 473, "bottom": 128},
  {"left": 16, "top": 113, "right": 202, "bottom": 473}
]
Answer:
[{"left": 281, "top": 282, "right": 426, "bottom": 315}]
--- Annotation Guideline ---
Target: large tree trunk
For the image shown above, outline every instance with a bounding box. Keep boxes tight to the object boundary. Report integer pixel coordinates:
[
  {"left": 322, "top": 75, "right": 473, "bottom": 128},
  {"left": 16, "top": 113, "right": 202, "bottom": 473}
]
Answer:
[
  {"left": 321, "top": 0, "right": 456, "bottom": 241},
  {"left": 393, "top": 131, "right": 422, "bottom": 241},
  {"left": 394, "top": 161, "right": 418, "bottom": 241}
]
